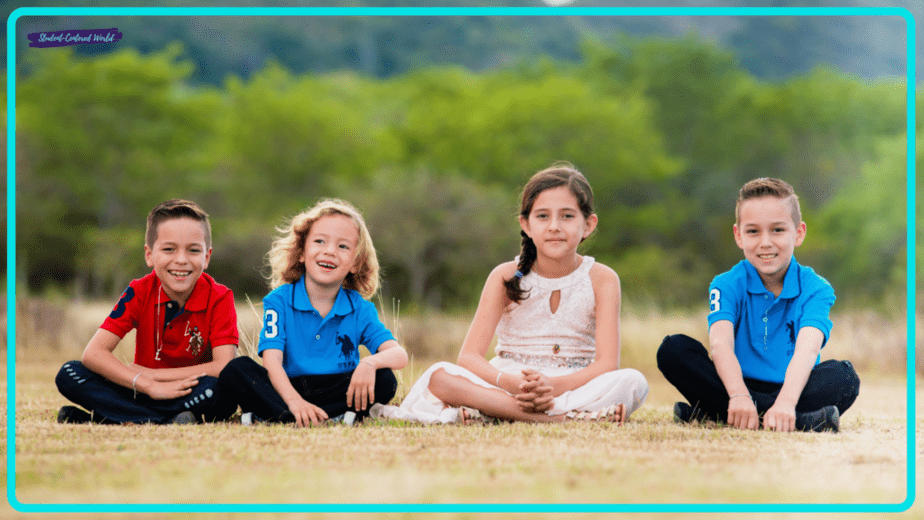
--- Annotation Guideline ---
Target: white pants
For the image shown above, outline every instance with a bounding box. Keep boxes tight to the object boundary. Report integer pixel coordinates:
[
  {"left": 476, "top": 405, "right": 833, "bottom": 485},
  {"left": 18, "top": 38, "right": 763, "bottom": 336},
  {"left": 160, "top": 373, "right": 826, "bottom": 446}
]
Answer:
[{"left": 371, "top": 358, "right": 649, "bottom": 424}]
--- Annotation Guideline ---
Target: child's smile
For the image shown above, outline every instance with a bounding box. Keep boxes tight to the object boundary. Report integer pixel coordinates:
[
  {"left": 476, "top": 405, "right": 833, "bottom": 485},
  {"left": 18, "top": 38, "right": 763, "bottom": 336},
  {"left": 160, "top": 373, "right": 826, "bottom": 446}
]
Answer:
[
  {"left": 301, "top": 214, "right": 360, "bottom": 294},
  {"left": 734, "top": 195, "right": 806, "bottom": 294},
  {"left": 144, "top": 217, "right": 211, "bottom": 306}
]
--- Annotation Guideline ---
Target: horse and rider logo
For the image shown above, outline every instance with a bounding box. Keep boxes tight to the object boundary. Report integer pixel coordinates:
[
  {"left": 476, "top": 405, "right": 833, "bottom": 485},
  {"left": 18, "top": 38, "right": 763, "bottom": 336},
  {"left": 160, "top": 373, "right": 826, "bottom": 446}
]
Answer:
[{"left": 336, "top": 334, "right": 356, "bottom": 360}]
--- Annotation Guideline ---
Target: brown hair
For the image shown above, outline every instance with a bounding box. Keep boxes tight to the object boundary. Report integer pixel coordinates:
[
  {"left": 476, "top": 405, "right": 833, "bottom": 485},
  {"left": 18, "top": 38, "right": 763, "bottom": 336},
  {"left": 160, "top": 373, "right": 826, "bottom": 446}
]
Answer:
[
  {"left": 735, "top": 178, "right": 801, "bottom": 227},
  {"left": 503, "top": 162, "right": 595, "bottom": 303},
  {"left": 145, "top": 199, "right": 211, "bottom": 249},
  {"left": 266, "top": 199, "right": 380, "bottom": 299}
]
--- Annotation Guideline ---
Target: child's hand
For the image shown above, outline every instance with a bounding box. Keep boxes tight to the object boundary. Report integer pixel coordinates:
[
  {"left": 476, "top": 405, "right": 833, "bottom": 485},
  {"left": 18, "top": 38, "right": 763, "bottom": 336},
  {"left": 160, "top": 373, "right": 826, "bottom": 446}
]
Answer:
[
  {"left": 286, "top": 397, "right": 328, "bottom": 427},
  {"left": 347, "top": 361, "right": 376, "bottom": 411},
  {"left": 144, "top": 374, "right": 201, "bottom": 400},
  {"left": 763, "top": 400, "right": 797, "bottom": 432},
  {"left": 515, "top": 369, "right": 554, "bottom": 413},
  {"left": 727, "top": 394, "right": 759, "bottom": 430}
]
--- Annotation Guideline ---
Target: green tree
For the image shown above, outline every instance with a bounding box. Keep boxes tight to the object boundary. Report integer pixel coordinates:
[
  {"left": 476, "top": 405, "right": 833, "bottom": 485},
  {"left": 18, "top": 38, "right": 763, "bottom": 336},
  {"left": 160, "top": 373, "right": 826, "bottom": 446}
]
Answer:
[{"left": 17, "top": 45, "right": 221, "bottom": 295}]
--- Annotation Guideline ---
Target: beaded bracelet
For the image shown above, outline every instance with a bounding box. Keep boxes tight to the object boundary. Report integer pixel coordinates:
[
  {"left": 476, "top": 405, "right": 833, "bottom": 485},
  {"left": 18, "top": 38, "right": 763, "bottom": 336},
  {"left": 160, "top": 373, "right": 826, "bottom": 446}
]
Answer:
[
  {"left": 132, "top": 373, "right": 141, "bottom": 399},
  {"left": 729, "top": 393, "right": 752, "bottom": 402},
  {"left": 495, "top": 371, "right": 503, "bottom": 387},
  {"left": 361, "top": 359, "right": 376, "bottom": 370}
]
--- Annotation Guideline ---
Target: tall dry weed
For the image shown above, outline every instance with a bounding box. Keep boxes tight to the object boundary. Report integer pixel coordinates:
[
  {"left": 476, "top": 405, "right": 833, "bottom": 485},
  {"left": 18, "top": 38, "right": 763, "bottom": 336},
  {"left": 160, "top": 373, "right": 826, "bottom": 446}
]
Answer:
[{"left": 13, "top": 296, "right": 914, "bottom": 379}]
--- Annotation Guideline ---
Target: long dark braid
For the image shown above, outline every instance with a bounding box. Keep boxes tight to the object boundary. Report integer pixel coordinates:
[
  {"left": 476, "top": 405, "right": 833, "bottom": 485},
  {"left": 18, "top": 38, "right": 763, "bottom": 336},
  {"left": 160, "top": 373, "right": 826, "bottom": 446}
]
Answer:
[
  {"left": 503, "top": 230, "right": 538, "bottom": 302},
  {"left": 502, "top": 162, "right": 594, "bottom": 304}
]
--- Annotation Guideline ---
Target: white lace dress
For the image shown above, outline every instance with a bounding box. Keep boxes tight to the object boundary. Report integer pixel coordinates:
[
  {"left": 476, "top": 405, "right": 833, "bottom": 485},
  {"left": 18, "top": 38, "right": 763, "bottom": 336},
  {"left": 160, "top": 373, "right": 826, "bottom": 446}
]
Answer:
[{"left": 372, "top": 256, "right": 649, "bottom": 424}]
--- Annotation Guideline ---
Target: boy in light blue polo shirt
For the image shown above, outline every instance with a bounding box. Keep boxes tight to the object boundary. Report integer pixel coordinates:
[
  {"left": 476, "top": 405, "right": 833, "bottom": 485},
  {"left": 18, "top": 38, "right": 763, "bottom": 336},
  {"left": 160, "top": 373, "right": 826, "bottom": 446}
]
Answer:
[
  {"left": 218, "top": 199, "right": 408, "bottom": 426},
  {"left": 657, "top": 178, "right": 859, "bottom": 432}
]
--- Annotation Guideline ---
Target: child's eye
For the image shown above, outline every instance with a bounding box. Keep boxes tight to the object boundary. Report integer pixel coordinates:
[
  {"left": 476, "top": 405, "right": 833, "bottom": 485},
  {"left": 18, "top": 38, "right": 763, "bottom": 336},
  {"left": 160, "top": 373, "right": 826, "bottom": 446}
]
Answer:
[{"left": 339, "top": 244, "right": 350, "bottom": 250}]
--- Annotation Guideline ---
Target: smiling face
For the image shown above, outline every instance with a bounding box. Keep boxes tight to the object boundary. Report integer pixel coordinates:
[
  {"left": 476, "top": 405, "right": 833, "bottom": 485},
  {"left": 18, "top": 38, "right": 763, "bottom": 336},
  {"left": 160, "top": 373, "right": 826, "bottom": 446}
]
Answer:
[
  {"left": 300, "top": 213, "right": 360, "bottom": 295},
  {"left": 519, "top": 185, "right": 597, "bottom": 264},
  {"left": 734, "top": 195, "right": 806, "bottom": 294},
  {"left": 144, "top": 217, "right": 211, "bottom": 306}
]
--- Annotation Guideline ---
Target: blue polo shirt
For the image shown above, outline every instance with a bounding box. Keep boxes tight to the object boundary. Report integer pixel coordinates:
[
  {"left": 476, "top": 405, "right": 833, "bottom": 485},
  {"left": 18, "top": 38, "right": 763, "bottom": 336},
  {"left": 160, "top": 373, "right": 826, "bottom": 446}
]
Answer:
[
  {"left": 707, "top": 258, "right": 835, "bottom": 384},
  {"left": 258, "top": 276, "right": 395, "bottom": 376}
]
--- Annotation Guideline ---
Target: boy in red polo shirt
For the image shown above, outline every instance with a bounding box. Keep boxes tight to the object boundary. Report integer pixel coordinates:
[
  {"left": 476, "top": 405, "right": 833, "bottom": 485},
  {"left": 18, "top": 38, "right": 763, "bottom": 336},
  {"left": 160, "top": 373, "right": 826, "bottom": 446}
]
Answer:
[{"left": 55, "top": 199, "right": 239, "bottom": 424}]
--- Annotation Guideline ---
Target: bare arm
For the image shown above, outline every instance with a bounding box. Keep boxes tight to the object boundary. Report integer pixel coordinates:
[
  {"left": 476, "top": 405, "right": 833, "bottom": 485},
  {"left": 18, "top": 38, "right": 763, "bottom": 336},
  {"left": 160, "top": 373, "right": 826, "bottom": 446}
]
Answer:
[
  {"left": 346, "top": 340, "right": 409, "bottom": 411},
  {"left": 82, "top": 329, "right": 201, "bottom": 400},
  {"left": 130, "top": 344, "right": 236, "bottom": 381},
  {"left": 763, "top": 326, "right": 824, "bottom": 432},
  {"left": 262, "top": 349, "right": 327, "bottom": 427},
  {"left": 709, "top": 320, "right": 759, "bottom": 430},
  {"left": 456, "top": 262, "right": 528, "bottom": 394}
]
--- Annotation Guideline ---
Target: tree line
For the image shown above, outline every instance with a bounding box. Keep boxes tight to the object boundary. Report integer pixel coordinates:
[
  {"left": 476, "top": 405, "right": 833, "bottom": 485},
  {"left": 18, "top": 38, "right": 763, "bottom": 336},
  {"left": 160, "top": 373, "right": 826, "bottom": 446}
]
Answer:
[{"left": 10, "top": 35, "right": 916, "bottom": 312}]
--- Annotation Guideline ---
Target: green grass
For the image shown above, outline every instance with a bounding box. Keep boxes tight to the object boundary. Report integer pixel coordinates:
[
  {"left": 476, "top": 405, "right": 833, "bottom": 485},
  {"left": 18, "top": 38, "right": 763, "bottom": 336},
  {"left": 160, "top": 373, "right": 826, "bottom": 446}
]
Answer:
[{"left": 2, "top": 298, "right": 919, "bottom": 518}]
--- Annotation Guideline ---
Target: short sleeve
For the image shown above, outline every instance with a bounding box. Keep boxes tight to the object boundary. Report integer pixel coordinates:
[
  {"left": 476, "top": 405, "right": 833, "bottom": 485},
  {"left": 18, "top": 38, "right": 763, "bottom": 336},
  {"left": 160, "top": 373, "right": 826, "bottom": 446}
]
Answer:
[
  {"left": 209, "top": 289, "right": 239, "bottom": 348},
  {"left": 357, "top": 299, "right": 395, "bottom": 354},
  {"left": 258, "top": 290, "right": 287, "bottom": 355},
  {"left": 100, "top": 281, "right": 142, "bottom": 338},
  {"left": 707, "top": 273, "right": 739, "bottom": 329},
  {"left": 799, "top": 279, "right": 835, "bottom": 346}
]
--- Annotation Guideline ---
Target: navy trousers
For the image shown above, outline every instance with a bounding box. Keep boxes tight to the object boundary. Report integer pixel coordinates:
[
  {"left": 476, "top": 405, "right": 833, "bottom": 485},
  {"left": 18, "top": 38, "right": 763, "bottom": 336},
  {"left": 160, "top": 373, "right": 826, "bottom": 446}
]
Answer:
[
  {"left": 217, "top": 356, "right": 398, "bottom": 423},
  {"left": 656, "top": 334, "right": 860, "bottom": 422},
  {"left": 55, "top": 360, "right": 237, "bottom": 424}
]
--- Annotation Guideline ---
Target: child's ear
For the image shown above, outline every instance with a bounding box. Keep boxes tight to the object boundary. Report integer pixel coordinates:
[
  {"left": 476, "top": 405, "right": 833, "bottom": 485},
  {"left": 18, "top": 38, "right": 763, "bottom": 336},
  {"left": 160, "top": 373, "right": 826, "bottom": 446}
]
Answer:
[
  {"left": 733, "top": 224, "right": 744, "bottom": 250},
  {"left": 519, "top": 215, "right": 531, "bottom": 237},
  {"left": 795, "top": 221, "right": 807, "bottom": 247},
  {"left": 582, "top": 214, "right": 598, "bottom": 238},
  {"left": 203, "top": 248, "right": 212, "bottom": 270},
  {"left": 144, "top": 244, "right": 154, "bottom": 267}
]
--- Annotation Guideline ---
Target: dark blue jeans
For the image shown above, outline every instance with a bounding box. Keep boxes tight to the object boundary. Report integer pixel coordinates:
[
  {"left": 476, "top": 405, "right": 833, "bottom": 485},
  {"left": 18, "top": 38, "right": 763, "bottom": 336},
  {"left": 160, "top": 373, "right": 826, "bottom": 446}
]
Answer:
[
  {"left": 217, "top": 356, "right": 398, "bottom": 423},
  {"left": 657, "top": 334, "right": 860, "bottom": 422},
  {"left": 55, "top": 360, "right": 236, "bottom": 424}
]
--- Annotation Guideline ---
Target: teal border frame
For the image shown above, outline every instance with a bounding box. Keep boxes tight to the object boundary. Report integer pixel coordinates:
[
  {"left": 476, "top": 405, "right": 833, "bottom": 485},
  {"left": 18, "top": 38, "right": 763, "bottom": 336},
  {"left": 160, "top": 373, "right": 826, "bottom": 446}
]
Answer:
[{"left": 6, "top": 6, "right": 916, "bottom": 514}]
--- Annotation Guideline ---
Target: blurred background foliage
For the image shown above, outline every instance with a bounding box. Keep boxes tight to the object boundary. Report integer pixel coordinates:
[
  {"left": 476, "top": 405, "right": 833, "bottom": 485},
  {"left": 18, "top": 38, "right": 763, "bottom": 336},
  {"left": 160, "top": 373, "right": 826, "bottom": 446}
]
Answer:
[{"left": 7, "top": 8, "right": 916, "bottom": 315}]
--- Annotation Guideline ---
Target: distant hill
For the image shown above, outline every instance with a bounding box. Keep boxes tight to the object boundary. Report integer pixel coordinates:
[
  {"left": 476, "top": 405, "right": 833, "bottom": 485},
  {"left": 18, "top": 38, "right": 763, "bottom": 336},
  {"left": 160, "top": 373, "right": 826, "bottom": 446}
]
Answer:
[{"left": 5, "top": 0, "right": 914, "bottom": 84}]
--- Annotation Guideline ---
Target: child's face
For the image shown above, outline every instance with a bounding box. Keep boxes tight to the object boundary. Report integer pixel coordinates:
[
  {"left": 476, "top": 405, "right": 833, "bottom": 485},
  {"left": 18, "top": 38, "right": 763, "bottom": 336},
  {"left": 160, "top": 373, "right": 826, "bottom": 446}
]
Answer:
[
  {"left": 734, "top": 195, "right": 806, "bottom": 291},
  {"left": 519, "top": 185, "right": 597, "bottom": 263},
  {"left": 144, "top": 217, "right": 211, "bottom": 306},
  {"left": 300, "top": 214, "right": 360, "bottom": 295}
]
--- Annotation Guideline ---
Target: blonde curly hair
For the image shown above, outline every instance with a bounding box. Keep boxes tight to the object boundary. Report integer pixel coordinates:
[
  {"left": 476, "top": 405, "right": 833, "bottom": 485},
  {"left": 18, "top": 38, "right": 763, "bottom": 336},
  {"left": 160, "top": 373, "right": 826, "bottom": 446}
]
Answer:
[{"left": 266, "top": 199, "right": 380, "bottom": 299}]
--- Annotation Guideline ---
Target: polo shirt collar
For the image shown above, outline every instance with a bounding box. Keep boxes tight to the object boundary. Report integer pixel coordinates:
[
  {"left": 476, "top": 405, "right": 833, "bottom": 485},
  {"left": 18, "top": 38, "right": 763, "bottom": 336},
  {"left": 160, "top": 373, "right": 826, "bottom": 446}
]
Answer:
[
  {"left": 292, "top": 275, "right": 355, "bottom": 316},
  {"left": 744, "top": 257, "right": 801, "bottom": 299},
  {"left": 153, "top": 270, "right": 211, "bottom": 311}
]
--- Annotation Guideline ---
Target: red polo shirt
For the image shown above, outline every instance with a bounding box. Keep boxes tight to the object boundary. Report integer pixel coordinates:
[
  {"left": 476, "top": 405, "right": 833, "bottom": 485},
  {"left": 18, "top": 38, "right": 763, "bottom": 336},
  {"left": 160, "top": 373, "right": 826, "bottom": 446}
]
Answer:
[{"left": 101, "top": 271, "right": 238, "bottom": 369}]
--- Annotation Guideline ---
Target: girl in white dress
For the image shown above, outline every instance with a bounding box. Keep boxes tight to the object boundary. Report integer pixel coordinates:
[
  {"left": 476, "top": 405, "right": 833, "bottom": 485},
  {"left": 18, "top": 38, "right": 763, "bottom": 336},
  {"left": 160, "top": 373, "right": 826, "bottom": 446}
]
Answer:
[{"left": 372, "top": 163, "right": 649, "bottom": 424}]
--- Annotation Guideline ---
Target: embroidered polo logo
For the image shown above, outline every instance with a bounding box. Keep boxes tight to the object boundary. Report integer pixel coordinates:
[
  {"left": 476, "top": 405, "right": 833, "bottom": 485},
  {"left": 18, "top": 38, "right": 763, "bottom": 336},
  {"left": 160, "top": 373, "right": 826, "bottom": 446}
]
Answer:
[
  {"left": 336, "top": 334, "right": 356, "bottom": 360},
  {"left": 185, "top": 323, "right": 204, "bottom": 357}
]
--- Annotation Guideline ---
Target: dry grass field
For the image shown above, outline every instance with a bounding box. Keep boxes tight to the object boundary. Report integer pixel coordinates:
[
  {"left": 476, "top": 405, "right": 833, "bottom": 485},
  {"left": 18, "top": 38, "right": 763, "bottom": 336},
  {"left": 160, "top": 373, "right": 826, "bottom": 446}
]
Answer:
[{"left": 1, "top": 297, "right": 920, "bottom": 518}]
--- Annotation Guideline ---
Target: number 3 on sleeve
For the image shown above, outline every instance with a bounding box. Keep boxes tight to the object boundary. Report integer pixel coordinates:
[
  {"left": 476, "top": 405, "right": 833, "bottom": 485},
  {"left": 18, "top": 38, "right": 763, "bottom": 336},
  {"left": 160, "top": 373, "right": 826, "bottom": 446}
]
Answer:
[
  {"left": 709, "top": 289, "right": 721, "bottom": 313},
  {"left": 264, "top": 309, "right": 279, "bottom": 338}
]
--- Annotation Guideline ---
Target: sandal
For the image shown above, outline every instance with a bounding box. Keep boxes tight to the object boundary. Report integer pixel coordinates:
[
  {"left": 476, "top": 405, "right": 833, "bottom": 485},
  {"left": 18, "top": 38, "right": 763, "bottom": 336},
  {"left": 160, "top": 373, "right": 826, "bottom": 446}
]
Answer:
[
  {"left": 564, "top": 403, "right": 625, "bottom": 425},
  {"left": 458, "top": 406, "right": 490, "bottom": 425}
]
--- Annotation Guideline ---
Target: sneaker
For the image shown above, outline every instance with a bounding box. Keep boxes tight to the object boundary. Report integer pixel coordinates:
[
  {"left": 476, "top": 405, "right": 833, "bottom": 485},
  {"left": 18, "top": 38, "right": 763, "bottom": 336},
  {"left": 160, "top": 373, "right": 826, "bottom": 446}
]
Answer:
[
  {"left": 170, "top": 411, "right": 197, "bottom": 425},
  {"left": 328, "top": 411, "right": 357, "bottom": 426},
  {"left": 57, "top": 405, "right": 92, "bottom": 424},
  {"left": 241, "top": 412, "right": 267, "bottom": 426},
  {"left": 673, "top": 402, "right": 696, "bottom": 423},
  {"left": 796, "top": 405, "right": 840, "bottom": 433}
]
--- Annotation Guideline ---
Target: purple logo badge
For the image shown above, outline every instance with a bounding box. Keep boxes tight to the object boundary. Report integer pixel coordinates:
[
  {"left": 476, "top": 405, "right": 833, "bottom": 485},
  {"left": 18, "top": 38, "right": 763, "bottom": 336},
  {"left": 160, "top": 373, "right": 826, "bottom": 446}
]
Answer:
[{"left": 28, "top": 28, "right": 122, "bottom": 48}]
